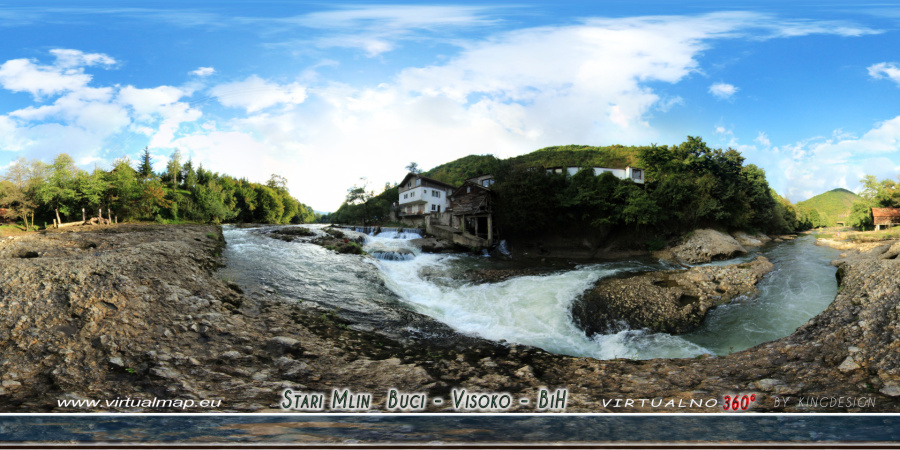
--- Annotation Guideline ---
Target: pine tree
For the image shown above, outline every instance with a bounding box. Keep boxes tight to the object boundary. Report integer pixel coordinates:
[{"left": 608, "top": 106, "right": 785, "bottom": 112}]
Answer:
[{"left": 138, "top": 147, "right": 154, "bottom": 178}]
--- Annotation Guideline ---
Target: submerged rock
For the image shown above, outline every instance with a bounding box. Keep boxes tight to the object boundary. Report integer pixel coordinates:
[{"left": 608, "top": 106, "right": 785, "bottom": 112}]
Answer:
[{"left": 409, "top": 237, "right": 456, "bottom": 253}]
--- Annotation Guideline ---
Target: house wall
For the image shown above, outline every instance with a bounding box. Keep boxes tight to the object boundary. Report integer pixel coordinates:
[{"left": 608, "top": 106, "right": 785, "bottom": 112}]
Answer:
[
  {"left": 546, "top": 166, "right": 644, "bottom": 184},
  {"left": 399, "top": 184, "right": 452, "bottom": 214}
]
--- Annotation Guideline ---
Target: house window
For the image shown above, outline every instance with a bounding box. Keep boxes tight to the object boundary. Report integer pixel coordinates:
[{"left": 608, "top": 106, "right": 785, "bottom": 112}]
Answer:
[
  {"left": 467, "top": 187, "right": 471, "bottom": 193},
  {"left": 423, "top": 189, "right": 428, "bottom": 195},
  {"left": 482, "top": 179, "right": 493, "bottom": 187},
  {"left": 403, "top": 194, "right": 408, "bottom": 199},
  {"left": 411, "top": 191, "right": 415, "bottom": 197},
  {"left": 415, "top": 179, "right": 421, "bottom": 186},
  {"left": 632, "top": 169, "right": 643, "bottom": 180},
  {"left": 432, "top": 191, "right": 440, "bottom": 198},
  {"left": 431, "top": 204, "right": 437, "bottom": 211}
]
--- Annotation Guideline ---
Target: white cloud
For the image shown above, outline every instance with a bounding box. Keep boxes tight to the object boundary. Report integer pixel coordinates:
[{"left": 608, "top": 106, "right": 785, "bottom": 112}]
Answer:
[
  {"left": 755, "top": 132, "right": 771, "bottom": 147},
  {"left": 118, "top": 85, "right": 186, "bottom": 117},
  {"left": 0, "top": 49, "right": 116, "bottom": 99},
  {"left": 868, "top": 62, "right": 900, "bottom": 86},
  {"left": 0, "top": 58, "right": 91, "bottom": 98},
  {"left": 211, "top": 75, "right": 307, "bottom": 113},
  {"left": 709, "top": 82, "right": 738, "bottom": 100},
  {"left": 49, "top": 49, "right": 117, "bottom": 68},
  {"left": 191, "top": 67, "right": 215, "bottom": 77}
]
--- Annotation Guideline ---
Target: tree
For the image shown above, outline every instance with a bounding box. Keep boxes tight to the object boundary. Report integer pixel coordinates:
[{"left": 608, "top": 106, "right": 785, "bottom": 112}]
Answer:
[
  {"left": 267, "top": 174, "right": 289, "bottom": 192},
  {"left": 345, "top": 177, "right": 375, "bottom": 226},
  {"left": 1, "top": 158, "right": 42, "bottom": 230},
  {"left": 182, "top": 159, "right": 197, "bottom": 190},
  {"left": 166, "top": 149, "right": 182, "bottom": 188},
  {"left": 406, "top": 162, "right": 422, "bottom": 174},
  {"left": 138, "top": 147, "right": 154, "bottom": 179},
  {"left": 37, "top": 154, "right": 79, "bottom": 225},
  {"left": 105, "top": 158, "right": 141, "bottom": 221},
  {"left": 254, "top": 185, "right": 284, "bottom": 223}
]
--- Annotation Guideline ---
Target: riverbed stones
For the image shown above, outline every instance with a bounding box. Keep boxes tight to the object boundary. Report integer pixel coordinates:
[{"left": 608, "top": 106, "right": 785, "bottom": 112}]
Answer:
[
  {"left": 668, "top": 229, "right": 748, "bottom": 264},
  {"left": 571, "top": 256, "right": 775, "bottom": 335}
]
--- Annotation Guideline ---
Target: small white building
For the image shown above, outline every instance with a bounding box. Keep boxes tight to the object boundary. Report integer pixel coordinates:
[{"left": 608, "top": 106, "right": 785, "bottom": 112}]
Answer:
[
  {"left": 397, "top": 173, "right": 455, "bottom": 216},
  {"left": 547, "top": 166, "right": 644, "bottom": 184}
]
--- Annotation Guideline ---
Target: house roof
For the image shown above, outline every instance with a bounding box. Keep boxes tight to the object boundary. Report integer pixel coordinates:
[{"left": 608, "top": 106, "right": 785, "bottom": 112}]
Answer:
[
  {"left": 450, "top": 180, "right": 492, "bottom": 198},
  {"left": 398, "top": 172, "right": 455, "bottom": 190},
  {"left": 872, "top": 207, "right": 900, "bottom": 219}
]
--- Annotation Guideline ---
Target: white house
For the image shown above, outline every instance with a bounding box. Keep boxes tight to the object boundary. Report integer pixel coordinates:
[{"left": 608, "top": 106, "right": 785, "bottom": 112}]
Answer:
[{"left": 397, "top": 173, "right": 455, "bottom": 216}]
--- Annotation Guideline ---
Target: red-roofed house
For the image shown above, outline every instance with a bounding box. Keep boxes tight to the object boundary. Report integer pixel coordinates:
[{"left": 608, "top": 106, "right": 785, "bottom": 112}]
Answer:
[{"left": 872, "top": 207, "right": 900, "bottom": 231}]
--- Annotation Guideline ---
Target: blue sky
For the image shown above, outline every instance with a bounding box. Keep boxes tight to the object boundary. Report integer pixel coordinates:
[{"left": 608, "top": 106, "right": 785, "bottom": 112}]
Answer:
[{"left": 1, "top": 1, "right": 899, "bottom": 211}]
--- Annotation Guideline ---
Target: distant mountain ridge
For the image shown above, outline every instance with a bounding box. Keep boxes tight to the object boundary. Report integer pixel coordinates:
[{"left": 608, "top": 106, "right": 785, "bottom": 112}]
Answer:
[{"left": 796, "top": 188, "right": 861, "bottom": 227}]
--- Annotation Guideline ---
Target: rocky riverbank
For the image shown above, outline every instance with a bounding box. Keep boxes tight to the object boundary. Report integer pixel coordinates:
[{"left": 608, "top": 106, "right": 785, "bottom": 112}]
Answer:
[
  {"left": 1, "top": 224, "right": 898, "bottom": 412},
  {"left": 571, "top": 256, "right": 775, "bottom": 335}
]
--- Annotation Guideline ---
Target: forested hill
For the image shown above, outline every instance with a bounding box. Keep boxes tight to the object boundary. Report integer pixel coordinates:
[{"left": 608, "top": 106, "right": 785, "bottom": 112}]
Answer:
[
  {"left": 421, "top": 145, "right": 642, "bottom": 186},
  {"left": 796, "top": 188, "right": 861, "bottom": 227}
]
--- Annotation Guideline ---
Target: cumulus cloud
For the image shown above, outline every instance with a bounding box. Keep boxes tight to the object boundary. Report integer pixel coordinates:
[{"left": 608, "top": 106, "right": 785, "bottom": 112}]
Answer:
[
  {"left": 709, "top": 82, "right": 738, "bottom": 100},
  {"left": 118, "top": 85, "right": 186, "bottom": 117},
  {"left": 780, "top": 116, "right": 900, "bottom": 201},
  {"left": 0, "top": 49, "right": 201, "bottom": 168},
  {"left": 211, "top": 75, "right": 307, "bottom": 113},
  {"left": 868, "top": 62, "right": 900, "bottom": 86},
  {"left": 0, "top": 49, "right": 116, "bottom": 98}
]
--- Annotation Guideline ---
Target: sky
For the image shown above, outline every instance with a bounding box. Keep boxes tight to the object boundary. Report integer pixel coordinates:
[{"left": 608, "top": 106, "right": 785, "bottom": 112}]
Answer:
[{"left": 0, "top": 1, "right": 899, "bottom": 212}]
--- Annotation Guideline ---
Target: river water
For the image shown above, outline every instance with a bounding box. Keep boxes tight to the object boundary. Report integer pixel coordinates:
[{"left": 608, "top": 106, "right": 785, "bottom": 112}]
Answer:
[{"left": 220, "top": 225, "right": 840, "bottom": 360}]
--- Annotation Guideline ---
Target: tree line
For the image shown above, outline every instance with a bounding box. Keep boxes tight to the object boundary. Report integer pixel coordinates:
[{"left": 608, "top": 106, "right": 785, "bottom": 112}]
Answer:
[{"left": 0, "top": 148, "right": 315, "bottom": 229}]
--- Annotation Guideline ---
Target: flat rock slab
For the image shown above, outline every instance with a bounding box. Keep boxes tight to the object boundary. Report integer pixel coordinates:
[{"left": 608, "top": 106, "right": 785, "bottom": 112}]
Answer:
[{"left": 572, "top": 256, "right": 774, "bottom": 335}]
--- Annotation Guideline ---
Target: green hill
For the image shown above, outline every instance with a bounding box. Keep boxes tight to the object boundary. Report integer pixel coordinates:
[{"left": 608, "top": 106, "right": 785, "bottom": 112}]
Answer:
[
  {"left": 507, "top": 144, "right": 641, "bottom": 169},
  {"left": 421, "top": 154, "right": 501, "bottom": 187},
  {"left": 421, "top": 145, "right": 644, "bottom": 186},
  {"left": 796, "top": 188, "right": 861, "bottom": 227}
]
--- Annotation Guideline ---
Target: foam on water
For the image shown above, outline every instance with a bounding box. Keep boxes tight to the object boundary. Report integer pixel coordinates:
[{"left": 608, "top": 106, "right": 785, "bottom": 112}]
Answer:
[{"left": 368, "top": 238, "right": 709, "bottom": 359}]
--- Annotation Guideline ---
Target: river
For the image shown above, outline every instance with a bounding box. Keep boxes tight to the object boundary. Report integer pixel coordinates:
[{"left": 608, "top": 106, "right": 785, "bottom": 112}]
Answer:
[{"left": 220, "top": 225, "right": 840, "bottom": 360}]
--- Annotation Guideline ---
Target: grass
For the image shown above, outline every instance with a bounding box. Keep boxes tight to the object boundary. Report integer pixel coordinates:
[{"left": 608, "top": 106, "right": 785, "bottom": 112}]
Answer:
[
  {"left": 0, "top": 223, "right": 39, "bottom": 237},
  {"left": 817, "top": 227, "right": 900, "bottom": 243}
]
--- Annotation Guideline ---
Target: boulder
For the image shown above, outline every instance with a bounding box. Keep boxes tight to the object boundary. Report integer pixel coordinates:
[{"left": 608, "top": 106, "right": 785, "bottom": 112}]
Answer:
[{"left": 669, "top": 229, "right": 747, "bottom": 264}]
